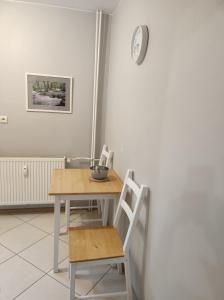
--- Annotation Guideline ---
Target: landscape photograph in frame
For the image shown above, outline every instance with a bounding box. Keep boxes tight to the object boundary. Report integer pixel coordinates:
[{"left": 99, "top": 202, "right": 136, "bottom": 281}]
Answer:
[{"left": 26, "top": 73, "right": 72, "bottom": 113}]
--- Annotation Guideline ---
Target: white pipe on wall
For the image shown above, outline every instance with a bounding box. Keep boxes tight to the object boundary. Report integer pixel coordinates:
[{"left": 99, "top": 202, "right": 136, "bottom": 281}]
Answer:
[
  {"left": 91, "top": 9, "right": 103, "bottom": 160},
  {"left": 91, "top": 10, "right": 98, "bottom": 160}
]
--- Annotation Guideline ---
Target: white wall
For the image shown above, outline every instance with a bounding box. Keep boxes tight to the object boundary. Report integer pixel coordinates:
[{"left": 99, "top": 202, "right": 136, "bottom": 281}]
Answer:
[
  {"left": 101, "top": 0, "right": 224, "bottom": 299},
  {"left": 0, "top": 1, "right": 95, "bottom": 157}
]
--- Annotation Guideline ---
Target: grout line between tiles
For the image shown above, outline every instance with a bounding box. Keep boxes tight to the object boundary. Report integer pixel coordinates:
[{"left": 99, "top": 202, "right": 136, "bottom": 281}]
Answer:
[
  {"left": 12, "top": 273, "right": 47, "bottom": 299},
  {"left": 46, "top": 256, "right": 110, "bottom": 297},
  {"left": 0, "top": 233, "right": 51, "bottom": 261},
  {"left": 45, "top": 273, "right": 71, "bottom": 291},
  {"left": 86, "top": 265, "right": 112, "bottom": 295},
  {"left": 11, "top": 255, "right": 71, "bottom": 298},
  {"left": 25, "top": 216, "right": 68, "bottom": 234},
  {"left": 0, "top": 221, "right": 24, "bottom": 237},
  {"left": 18, "top": 249, "right": 68, "bottom": 274},
  {"left": 47, "top": 259, "right": 69, "bottom": 278},
  {"left": 23, "top": 220, "right": 54, "bottom": 235},
  {"left": 0, "top": 249, "right": 46, "bottom": 299},
  {"left": 0, "top": 220, "right": 49, "bottom": 243},
  {"left": 0, "top": 214, "right": 35, "bottom": 237},
  {"left": 0, "top": 241, "right": 17, "bottom": 253},
  {"left": 13, "top": 213, "right": 41, "bottom": 222},
  {"left": 0, "top": 253, "right": 72, "bottom": 298},
  {"left": 0, "top": 240, "right": 16, "bottom": 252},
  {"left": 0, "top": 212, "right": 114, "bottom": 299},
  {"left": 0, "top": 230, "right": 67, "bottom": 270},
  {"left": 0, "top": 228, "right": 53, "bottom": 258},
  {"left": 16, "top": 232, "right": 50, "bottom": 254},
  {"left": 0, "top": 244, "right": 51, "bottom": 275},
  {"left": 0, "top": 252, "right": 17, "bottom": 266},
  {"left": 51, "top": 233, "right": 69, "bottom": 245},
  {"left": 0, "top": 220, "right": 68, "bottom": 268},
  {"left": 17, "top": 252, "right": 52, "bottom": 274},
  {"left": 24, "top": 218, "right": 67, "bottom": 235}
]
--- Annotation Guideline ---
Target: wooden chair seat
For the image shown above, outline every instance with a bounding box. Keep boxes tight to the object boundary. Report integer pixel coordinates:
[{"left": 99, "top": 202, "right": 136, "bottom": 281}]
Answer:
[{"left": 69, "top": 226, "right": 124, "bottom": 263}]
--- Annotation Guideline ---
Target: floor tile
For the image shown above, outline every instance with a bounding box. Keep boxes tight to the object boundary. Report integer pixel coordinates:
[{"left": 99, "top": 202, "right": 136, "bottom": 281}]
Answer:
[
  {"left": 58, "top": 217, "right": 82, "bottom": 244},
  {"left": 70, "top": 210, "right": 82, "bottom": 219},
  {"left": 14, "top": 213, "right": 40, "bottom": 222},
  {"left": 48, "top": 259, "right": 70, "bottom": 287},
  {"left": 89, "top": 266, "right": 126, "bottom": 299},
  {"left": 48, "top": 259, "right": 110, "bottom": 294},
  {"left": 0, "top": 211, "right": 124, "bottom": 300},
  {"left": 0, "top": 255, "right": 43, "bottom": 300},
  {"left": 0, "top": 215, "right": 23, "bottom": 235},
  {"left": 53, "top": 212, "right": 91, "bottom": 244},
  {"left": 0, "top": 223, "right": 47, "bottom": 253},
  {"left": 16, "top": 275, "right": 69, "bottom": 300},
  {"left": 63, "top": 209, "right": 102, "bottom": 243},
  {"left": 76, "top": 265, "right": 114, "bottom": 296},
  {"left": 28, "top": 213, "right": 66, "bottom": 233},
  {"left": 20, "top": 235, "right": 68, "bottom": 272},
  {"left": 57, "top": 227, "right": 69, "bottom": 244},
  {"left": 72, "top": 209, "right": 101, "bottom": 226},
  {"left": 0, "top": 244, "right": 14, "bottom": 264},
  {"left": 58, "top": 214, "right": 102, "bottom": 244}
]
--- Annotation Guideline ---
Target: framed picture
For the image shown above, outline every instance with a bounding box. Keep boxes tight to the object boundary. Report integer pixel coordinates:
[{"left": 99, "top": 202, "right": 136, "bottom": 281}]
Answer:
[{"left": 26, "top": 73, "right": 73, "bottom": 113}]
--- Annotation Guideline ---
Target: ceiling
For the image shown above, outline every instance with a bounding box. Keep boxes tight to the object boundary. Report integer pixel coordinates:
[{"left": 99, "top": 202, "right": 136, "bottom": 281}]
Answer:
[{"left": 9, "top": 0, "right": 121, "bottom": 13}]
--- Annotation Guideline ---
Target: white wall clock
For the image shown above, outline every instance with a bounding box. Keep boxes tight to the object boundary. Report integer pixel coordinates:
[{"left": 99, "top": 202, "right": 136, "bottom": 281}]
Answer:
[{"left": 131, "top": 25, "right": 149, "bottom": 65}]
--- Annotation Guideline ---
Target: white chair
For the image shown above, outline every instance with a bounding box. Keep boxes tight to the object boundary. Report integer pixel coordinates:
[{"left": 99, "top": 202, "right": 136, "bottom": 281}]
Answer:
[
  {"left": 65, "top": 145, "right": 114, "bottom": 231},
  {"left": 68, "top": 169, "right": 148, "bottom": 300},
  {"left": 97, "top": 144, "right": 113, "bottom": 168}
]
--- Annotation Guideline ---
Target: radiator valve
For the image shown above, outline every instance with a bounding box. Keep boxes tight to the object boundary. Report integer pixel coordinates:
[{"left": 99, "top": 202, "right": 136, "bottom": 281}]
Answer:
[{"left": 23, "top": 165, "right": 28, "bottom": 177}]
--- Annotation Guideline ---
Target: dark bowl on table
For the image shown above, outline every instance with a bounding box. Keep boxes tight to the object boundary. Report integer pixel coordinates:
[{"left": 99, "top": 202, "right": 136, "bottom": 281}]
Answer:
[{"left": 90, "top": 165, "right": 109, "bottom": 180}]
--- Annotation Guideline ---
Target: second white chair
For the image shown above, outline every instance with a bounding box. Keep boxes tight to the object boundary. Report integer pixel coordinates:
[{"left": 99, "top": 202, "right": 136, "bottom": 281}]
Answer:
[{"left": 65, "top": 144, "right": 114, "bottom": 230}]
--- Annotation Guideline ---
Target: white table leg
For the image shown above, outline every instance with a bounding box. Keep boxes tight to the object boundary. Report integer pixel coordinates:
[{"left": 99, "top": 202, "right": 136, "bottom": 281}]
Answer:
[
  {"left": 65, "top": 200, "right": 70, "bottom": 232},
  {"left": 102, "top": 198, "right": 109, "bottom": 226},
  {"left": 54, "top": 196, "right": 61, "bottom": 273},
  {"left": 70, "top": 263, "right": 76, "bottom": 300}
]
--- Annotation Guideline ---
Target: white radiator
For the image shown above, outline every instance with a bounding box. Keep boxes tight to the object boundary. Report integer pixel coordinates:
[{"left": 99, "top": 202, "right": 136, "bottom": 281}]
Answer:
[{"left": 0, "top": 157, "right": 65, "bottom": 206}]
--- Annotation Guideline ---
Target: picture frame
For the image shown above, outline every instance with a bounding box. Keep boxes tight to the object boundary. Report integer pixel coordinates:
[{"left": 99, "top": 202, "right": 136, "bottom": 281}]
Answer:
[{"left": 26, "top": 73, "right": 73, "bottom": 113}]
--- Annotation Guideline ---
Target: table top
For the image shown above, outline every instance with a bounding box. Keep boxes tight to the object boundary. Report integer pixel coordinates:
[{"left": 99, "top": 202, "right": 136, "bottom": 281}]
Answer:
[{"left": 49, "top": 168, "right": 123, "bottom": 196}]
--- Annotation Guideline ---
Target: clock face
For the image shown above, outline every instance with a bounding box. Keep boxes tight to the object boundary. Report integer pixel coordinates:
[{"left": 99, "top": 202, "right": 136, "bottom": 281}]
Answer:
[
  {"left": 132, "top": 27, "right": 143, "bottom": 61},
  {"left": 131, "top": 25, "right": 149, "bottom": 65}
]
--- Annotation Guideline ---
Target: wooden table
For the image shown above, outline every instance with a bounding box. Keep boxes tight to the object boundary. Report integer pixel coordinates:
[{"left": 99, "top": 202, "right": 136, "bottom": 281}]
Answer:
[{"left": 49, "top": 168, "right": 123, "bottom": 272}]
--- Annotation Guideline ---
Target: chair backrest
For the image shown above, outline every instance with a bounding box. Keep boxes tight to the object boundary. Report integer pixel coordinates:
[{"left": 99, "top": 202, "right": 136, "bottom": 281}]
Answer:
[
  {"left": 99, "top": 144, "right": 113, "bottom": 168},
  {"left": 113, "top": 169, "right": 148, "bottom": 253}
]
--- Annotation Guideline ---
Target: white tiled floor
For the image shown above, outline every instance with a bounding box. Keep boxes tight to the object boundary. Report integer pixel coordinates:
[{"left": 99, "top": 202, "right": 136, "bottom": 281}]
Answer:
[
  {"left": 0, "top": 244, "right": 14, "bottom": 264},
  {"left": 0, "top": 211, "right": 126, "bottom": 300}
]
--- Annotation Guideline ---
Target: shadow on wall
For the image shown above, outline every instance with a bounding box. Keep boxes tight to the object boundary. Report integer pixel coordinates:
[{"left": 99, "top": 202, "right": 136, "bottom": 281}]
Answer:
[
  {"left": 151, "top": 166, "right": 224, "bottom": 300},
  {"left": 130, "top": 190, "right": 151, "bottom": 300},
  {"left": 110, "top": 187, "right": 150, "bottom": 299}
]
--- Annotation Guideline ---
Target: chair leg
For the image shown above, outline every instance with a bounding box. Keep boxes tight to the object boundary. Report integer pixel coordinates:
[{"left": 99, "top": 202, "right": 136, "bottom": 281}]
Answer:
[
  {"left": 89, "top": 200, "right": 92, "bottom": 211},
  {"left": 97, "top": 200, "right": 101, "bottom": 215},
  {"left": 100, "top": 199, "right": 104, "bottom": 214},
  {"left": 102, "top": 199, "right": 109, "bottom": 226},
  {"left": 124, "top": 259, "right": 132, "bottom": 300},
  {"left": 65, "top": 200, "right": 70, "bottom": 232},
  {"left": 117, "top": 263, "right": 123, "bottom": 274},
  {"left": 70, "top": 263, "right": 76, "bottom": 300}
]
